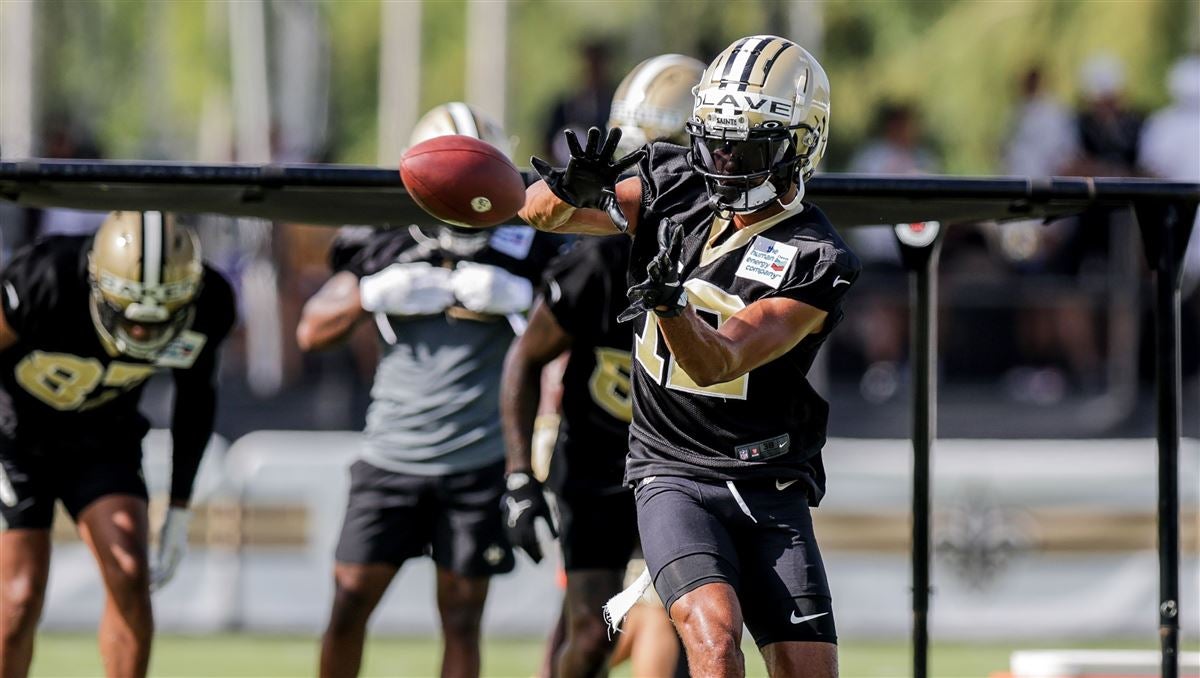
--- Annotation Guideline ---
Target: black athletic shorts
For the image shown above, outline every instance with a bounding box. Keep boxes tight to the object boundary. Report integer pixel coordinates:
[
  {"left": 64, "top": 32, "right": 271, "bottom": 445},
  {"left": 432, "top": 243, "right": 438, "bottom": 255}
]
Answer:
[
  {"left": 335, "top": 459, "right": 515, "bottom": 577},
  {"left": 555, "top": 487, "right": 639, "bottom": 571},
  {"left": 0, "top": 436, "right": 147, "bottom": 530},
  {"left": 634, "top": 475, "right": 836, "bottom": 647}
]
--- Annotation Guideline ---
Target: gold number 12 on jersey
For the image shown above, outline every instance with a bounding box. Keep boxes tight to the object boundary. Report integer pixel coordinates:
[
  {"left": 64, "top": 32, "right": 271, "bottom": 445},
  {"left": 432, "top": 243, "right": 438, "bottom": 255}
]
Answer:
[{"left": 634, "top": 279, "right": 748, "bottom": 399}]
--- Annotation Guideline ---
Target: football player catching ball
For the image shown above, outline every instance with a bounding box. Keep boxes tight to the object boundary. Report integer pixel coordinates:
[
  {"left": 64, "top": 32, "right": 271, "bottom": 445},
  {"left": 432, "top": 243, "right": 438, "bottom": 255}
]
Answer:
[
  {"left": 0, "top": 211, "right": 235, "bottom": 678},
  {"left": 520, "top": 36, "right": 859, "bottom": 678}
]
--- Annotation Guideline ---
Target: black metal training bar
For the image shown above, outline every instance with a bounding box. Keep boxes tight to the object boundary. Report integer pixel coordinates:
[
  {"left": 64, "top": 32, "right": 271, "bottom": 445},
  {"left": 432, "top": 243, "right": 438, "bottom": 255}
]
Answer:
[{"left": 0, "top": 160, "right": 1196, "bottom": 677}]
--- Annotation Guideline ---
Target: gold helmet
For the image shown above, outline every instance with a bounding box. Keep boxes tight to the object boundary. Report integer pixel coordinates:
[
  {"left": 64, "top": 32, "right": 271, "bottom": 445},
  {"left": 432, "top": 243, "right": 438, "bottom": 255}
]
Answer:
[
  {"left": 409, "top": 101, "right": 513, "bottom": 159},
  {"left": 88, "top": 211, "right": 203, "bottom": 359},
  {"left": 409, "top": 102, "right": 513, "bottom": 253},
  {"left": 608, "top": 54, "right": 706, "bottom": 156},
  {"left": 688, "top": 35, "right": 830, "bottom": 215}
]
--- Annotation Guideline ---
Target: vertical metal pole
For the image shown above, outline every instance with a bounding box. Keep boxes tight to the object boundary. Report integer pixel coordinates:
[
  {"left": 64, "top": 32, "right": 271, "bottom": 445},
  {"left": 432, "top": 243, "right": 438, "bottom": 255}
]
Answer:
[
  {"left": 1135, "top": 200, "right": 1197, "bottom": 678},
  {"left": 893, "top": 222, "right": 944, "bottom": 678},
  {"left": 465, "top": 0, "right": 509, "bottom": 128},
  {"left": 377, "top": 0, "right": 421, "bottom": 167},
  {"left": 0, "top": 0, "right": 37, "bottom": 158}
]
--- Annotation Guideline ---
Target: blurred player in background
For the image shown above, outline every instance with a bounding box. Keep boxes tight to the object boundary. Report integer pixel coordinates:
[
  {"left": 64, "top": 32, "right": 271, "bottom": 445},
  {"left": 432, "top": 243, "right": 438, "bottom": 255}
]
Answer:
[
  {"left": 502, "top": 53, "right": 703, "bottom": 678},
  {"left": 297, "top": 103, "right": 562, "bottom": 678},
  {"left": 521, "top": 35, "right": 858, "bottom": 677},
  {"left": 0, "top": 211, "right": 235, "bottom": 678}
]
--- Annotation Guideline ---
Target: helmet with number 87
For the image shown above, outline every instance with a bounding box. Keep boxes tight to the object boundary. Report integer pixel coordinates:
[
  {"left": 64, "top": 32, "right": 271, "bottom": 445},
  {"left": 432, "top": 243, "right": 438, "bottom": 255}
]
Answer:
[
  {"left": 688, "top": 35, "right": 830, "bottom": 215},
  {"left": 89, "top": 211, "right": 203, "bottom": 360}
]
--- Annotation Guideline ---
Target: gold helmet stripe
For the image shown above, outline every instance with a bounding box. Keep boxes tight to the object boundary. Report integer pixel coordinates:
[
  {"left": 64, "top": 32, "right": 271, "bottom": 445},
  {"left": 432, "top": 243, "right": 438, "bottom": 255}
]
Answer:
[
  {"left": 446, "top": 101, "right": 480, "bottom": 139},
  {"left": 142, "top": 210, "right": 163, "bottom": 286}
]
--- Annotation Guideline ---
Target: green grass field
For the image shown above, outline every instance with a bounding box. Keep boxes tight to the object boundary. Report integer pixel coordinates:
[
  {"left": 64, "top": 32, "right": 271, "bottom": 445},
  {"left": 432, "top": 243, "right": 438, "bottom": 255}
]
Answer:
[{"left": 29, "top": 633, "right": 1174, "bottom": 678}]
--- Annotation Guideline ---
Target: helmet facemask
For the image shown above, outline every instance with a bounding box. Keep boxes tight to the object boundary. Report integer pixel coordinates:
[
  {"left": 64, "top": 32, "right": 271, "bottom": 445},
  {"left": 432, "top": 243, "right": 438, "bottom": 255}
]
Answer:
[
  {"left": 89, "top": 290, "right": 196, "bottom": 360},
  {"left": 687, "top": 120, "right": 805, "bottom": 216},
  {"left": 436, "top": 225, "right": 491, "bottom": 258}
]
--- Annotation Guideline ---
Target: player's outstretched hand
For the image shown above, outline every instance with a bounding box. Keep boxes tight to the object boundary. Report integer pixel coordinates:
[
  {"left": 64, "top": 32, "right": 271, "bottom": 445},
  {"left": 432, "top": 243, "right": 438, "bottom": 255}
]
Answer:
[
  {"left": 501, "top": 472, "right": 557, "bottom": 563},
  {"left": 530, "top": 127, "right": 645, "bottom": 232},
  {"left": 618, "top": 218, "right": 687, "bottom": 323},
  {"left": 150, "top": 507, "right": 191, "bottom": 592}
]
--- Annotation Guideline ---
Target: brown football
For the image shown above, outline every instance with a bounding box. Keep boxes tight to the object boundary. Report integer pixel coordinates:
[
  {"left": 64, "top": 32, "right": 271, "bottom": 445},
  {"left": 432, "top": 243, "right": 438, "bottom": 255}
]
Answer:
[{"left": 399, "top": 135, "right": 526, "bottom": 228}]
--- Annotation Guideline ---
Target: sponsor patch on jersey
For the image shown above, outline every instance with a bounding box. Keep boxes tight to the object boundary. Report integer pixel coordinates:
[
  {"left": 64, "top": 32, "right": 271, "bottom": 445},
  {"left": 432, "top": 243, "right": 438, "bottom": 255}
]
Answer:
[
  {"left": 489, "top": 226, "right": 535, "bottom": 260},
  {"left": 735, "top": 236, "right": 798, "bottom": 289},
  {"left": 154, "top": 330, "right": 207, "bottom": 369}
]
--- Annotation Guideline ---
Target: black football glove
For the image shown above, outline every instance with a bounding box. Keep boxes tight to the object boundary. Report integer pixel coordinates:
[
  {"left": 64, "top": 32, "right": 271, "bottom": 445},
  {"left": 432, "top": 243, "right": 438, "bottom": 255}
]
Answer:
[
  {"left": 501, "top": 472, "right": 557, "bottom": 563},
  {"left": 618, "top": 218, "right": 688, "bottom": 323},
  {"left": 530, "top": 127, "right": 646, "bottom": 232}
]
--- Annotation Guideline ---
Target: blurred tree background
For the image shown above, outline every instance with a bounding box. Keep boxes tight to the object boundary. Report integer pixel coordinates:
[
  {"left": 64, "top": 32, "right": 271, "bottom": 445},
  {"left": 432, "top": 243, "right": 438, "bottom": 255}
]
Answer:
[{"left": 18, "top": 0, "right": 1199, "bottom": 173}]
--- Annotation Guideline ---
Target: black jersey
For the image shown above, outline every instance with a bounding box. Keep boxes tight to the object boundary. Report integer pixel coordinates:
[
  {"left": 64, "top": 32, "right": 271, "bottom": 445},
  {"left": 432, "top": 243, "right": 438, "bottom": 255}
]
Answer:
[
  {"left": 624, "top": 143, "right": 861, "bottom": 505},
  {"left": 541, "top": 235, "right": 633, "bottom": 495},
  {"left": 0, "top": 236, "right": 235, "bottom": 448}
]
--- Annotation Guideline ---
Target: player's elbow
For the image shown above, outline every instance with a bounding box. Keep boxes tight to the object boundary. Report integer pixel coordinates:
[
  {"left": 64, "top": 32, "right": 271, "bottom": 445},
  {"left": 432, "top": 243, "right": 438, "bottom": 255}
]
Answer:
[
  {"left": 684, "top": 358, "right": 742, "bottom": 388},
  {"left": 690, "top": 369, "right": 735, "bottom": 388}
]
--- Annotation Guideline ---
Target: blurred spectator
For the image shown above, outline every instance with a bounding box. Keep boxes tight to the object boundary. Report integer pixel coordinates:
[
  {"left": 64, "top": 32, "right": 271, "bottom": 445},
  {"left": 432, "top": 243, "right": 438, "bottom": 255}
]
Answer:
[
  {"left": 1139, "top": 55, "right": 1200, "bottom": 379},
  {"left": 1061, "top": 53, "right": 1144, "bottom": 178},
  {"left": 1019, "top": 52, "right": 1146, "bottom": 399},
  {"left": 1003, "top": 67, "right": 1077, "bottom": 177},
  {"left": 850, "top": 103, "right": 939, "bottom": 177},
  {"left": 993, "top": 68, "right": 1093, "bottom": 403},
  {"left": 845, "top": 104, "right": 939, "bottom": 403},
  {"left": 1139, "top": 55, "right": 1200, "bottom": 297},
  {"left": 543, "top": 41, "right": 615, "bottom": 164}
]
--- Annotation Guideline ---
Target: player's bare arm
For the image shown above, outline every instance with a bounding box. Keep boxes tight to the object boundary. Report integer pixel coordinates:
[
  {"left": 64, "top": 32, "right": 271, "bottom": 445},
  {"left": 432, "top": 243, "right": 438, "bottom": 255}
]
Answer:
[
  {"left": 500, "top": 300, "right": 573, "bottom": 475},
  {"left": 659, "top": 297, "right": 827, "bottom": 388},
  {"left": 520, "top": 176, "right": 642, "bottom": 236},
  {"left": 296, "top": 271, "right": 367, "bottom": 351},
  {"left": 498, "top": 300, "right": 567, "bottom": 563}
]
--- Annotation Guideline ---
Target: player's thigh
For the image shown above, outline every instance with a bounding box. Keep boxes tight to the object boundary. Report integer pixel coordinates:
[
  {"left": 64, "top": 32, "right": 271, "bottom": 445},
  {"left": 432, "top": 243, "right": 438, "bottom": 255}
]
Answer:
[
  {"left": 557, "top": 487, "right": 638, "bottom": 573},
  {"left": 760, "top": 641, "right": 837, "bottom": 678},
  {"left": 76, "top": 494, "right": 150, "bottom": 587},
  {"left": 431, "top": 461, "right": 514, "bottom": 577},
  {"left": 733, "top": 481, "right": 836, "bottom": 648},
  {"left": 633, "top": 476, "right": 740, "bottom": 615},
  {"left": 334, "top": 460, "right": 432, "bottom": 568}
]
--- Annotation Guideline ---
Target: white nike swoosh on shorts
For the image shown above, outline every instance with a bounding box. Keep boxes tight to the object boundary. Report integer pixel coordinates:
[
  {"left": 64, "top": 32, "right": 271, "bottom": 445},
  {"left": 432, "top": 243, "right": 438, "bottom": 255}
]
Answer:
[
  {"left": 790, "top": 611, "right": 829, "bottom": 624},
  {"left": 775, "top": 479, "right": 799, "bottom": 491}
]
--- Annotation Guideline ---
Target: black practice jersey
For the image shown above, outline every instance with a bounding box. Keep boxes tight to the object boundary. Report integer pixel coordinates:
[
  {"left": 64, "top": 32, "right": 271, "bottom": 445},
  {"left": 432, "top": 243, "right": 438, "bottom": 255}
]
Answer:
[
  {"left": 541, "top": 236, "right": 633, "bottom": 495},
  {"left": 0, "top": 236, "right": 236, "bottom": 448},
  {"left": 624, "top": 143, "right": 861, "bottom": 505}
]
